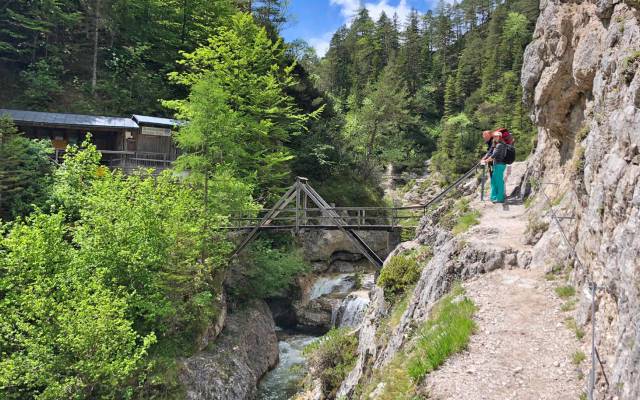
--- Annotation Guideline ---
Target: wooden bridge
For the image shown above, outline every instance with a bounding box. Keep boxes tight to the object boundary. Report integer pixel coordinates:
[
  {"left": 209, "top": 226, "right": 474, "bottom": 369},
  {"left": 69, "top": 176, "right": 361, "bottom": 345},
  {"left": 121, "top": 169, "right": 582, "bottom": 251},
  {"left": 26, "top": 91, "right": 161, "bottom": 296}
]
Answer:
[{"left": 229, "top": 164, "right": 482, "bottom": 268}]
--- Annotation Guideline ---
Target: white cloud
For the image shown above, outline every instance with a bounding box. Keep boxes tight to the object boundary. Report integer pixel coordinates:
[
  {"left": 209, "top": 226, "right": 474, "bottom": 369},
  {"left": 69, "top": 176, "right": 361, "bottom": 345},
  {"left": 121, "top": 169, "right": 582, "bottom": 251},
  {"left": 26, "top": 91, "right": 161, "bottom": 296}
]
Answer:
[
  {"left": 364, "top": 0, "right": 411, "bottom": 22},
  {"left": 308, "top": 31, "right": 333, "bottom": 57},
  {"left": 330, "top": 0, "right": 414, "bottom": 26},
  {"left": 330, "top": 0, "right": 362, "bottom": 20}
]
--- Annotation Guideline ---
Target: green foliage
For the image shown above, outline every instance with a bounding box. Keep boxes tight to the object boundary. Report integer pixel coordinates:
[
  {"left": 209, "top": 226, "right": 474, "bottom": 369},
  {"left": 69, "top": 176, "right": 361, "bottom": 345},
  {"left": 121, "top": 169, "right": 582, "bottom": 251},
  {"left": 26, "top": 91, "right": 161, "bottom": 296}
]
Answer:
[
  {"left": 561, "top": 299, "right": 578, "bottom": 312},
  {"left": 0, "top": 117, "right": 54, "bottom": 220},
  {"left": 555, "top": 285, "right": 576, "bottom": 299},
  {"left": 19, "top": 58, "right": 64, "bottom": 108},
  {"left": 622, "top": 50, "right": 640, "bottom": 84},
  {"left": 0, "top": 0, "right": 236, "bottom": 114},
  {"left": 304, "top": 328, "right": 358, "bottom": 398},
  {"left": 1, "top": 142, "right": 253, "bottom": 398},
  {"left": 430, "top": 113, "right": 481, "bottom": 183},
  {"left": 572, "top": 350, "right": 586, "bottom": 365},
  {"left": 50, "top": 136, "right": 103, "bottom": 220},
  {"left": 318, "top": 0, "right": 539, "bottom": 179},
  {"left": 378, "top": 247, "right": 432, "bottom": 302},
  {"left": 407, "top": 284, "right": 476, "bottom": 380},
  {"left": 441, "top": 197, "right": 479, "bottom": 234},
  {"left": 0, "top": 212, "right": 155, "bottom": 400},
  {"left": 359, "top": 356, "right": 418, "bottom": 400},
  {"left": 233, "top": 240, "right": 310, "bottom": 299},
  {"left": 453, "top": 209, "right": 481, "bottom": 235},
  {"left": 565, "top": 317, "right": 586, "bottom": 340},
  {"left": 166, "top": 13, "right": 319, "bottom": 197}
]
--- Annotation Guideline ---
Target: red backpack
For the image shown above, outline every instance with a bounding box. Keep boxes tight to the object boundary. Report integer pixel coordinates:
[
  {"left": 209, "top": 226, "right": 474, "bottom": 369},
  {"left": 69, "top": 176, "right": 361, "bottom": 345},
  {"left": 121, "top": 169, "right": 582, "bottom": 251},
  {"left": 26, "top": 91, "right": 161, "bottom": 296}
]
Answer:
[{"left": 496, "top": 128, "right": 514, "bottom": 145}]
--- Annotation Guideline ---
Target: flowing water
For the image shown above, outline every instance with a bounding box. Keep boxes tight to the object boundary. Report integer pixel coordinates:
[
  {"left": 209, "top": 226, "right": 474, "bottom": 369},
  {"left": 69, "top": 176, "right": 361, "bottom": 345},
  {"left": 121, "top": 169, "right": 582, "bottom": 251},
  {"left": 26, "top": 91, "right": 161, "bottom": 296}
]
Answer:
[
  {"left": 256, "top": 333, "right": 318, "bottom": 400},
  {"left": 308, "top": 274, "right": 354, "bottom": 300},
  {"left": 337, "top": 293, "right": 370, "bottom": 328}
]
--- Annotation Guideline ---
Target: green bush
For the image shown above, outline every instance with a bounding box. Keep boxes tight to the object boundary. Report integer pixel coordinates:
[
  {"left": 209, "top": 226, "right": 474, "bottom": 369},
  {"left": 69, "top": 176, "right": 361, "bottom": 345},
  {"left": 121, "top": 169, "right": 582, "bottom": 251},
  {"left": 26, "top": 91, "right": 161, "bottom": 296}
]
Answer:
[
  {"left": 378, "top": 247, "right": 431, "bottom": 302},
  {"left": 0, "top": 117, "right": 54, "bottom": 220},
  {"left": 235, "top": 240, "right": 310, "bottom": 299},
  {"left": 407, "top": 284, "right": 476, "bottom": 381},
  {"left": 304, "top": 328, "right": 358, "bottom": 397}
]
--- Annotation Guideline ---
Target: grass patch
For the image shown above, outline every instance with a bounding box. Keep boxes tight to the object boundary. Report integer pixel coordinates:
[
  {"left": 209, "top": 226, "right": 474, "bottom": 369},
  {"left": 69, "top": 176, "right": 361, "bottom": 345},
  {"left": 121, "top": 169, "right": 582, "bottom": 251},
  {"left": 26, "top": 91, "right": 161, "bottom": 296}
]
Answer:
[
  {"left": 389, "top": 291, "right": 412, "bottom": 327},
  {"left": 560, "top": 299, "right": 577, "bottom": 312},
  {"left": 378, "top": 247, "right": 432, "bottom": 303},
  {"left": 565, "top": 317, "right": 586, "bottom": 340},
  {"left": 452, "top": 210, "right": 481, "bottom": 235},
  {"left": 622, "top": 50, "right": 640, "bottom": 84},
  {"left": 545, "top": 264, "right": 564, "bottom": 281},
  {"left": 304, "top": 328, "right": 358, "bottom": 398},
  {"left": 358, "top": 355, "right": 418, "bottom": 400},
  {"left": 525, "top": 217, "right": 549, "bottom": 239},
  {"left": 524, "top": 195, "right": 535, "bottom": 209},
  {"left": 555, "top": 285, "right": 576, "bottom": 299},
  {"left": 407, "top": 284, "right": 476, "bottom": 381},
  {"left": 572, "top": 350, "right": 586, "bottom": 365}
]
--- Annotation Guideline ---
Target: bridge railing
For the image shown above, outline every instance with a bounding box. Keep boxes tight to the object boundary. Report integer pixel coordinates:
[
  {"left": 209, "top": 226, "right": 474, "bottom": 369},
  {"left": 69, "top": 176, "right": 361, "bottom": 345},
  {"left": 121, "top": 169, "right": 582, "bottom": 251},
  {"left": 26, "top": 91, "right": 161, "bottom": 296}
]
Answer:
[{"left": 227, "top": 205, "right": 426, "bottom": 230}]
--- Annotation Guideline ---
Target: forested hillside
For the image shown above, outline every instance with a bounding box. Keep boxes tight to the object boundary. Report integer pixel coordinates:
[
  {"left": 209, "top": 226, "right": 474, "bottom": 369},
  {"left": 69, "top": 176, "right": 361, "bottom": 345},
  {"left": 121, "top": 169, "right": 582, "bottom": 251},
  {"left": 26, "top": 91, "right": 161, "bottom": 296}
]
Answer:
[{"left": 312, "top": 0, "right": 539, "bottom": 181}]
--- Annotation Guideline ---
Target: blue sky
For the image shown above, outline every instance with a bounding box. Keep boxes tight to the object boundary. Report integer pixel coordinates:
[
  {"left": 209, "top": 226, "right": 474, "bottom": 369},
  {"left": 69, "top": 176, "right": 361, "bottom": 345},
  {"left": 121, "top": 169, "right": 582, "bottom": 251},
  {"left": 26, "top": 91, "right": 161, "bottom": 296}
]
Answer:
[{"left": 282, "top": 0, "right": 433, "bottom": 57}]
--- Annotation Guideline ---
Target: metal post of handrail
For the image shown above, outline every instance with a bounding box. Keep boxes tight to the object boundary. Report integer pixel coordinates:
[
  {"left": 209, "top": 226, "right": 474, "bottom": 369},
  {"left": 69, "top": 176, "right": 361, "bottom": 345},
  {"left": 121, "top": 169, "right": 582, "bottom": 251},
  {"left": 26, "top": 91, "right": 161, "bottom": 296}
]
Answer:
[{"left": 589, "top": 281, "right": 597, "bottom": 400}]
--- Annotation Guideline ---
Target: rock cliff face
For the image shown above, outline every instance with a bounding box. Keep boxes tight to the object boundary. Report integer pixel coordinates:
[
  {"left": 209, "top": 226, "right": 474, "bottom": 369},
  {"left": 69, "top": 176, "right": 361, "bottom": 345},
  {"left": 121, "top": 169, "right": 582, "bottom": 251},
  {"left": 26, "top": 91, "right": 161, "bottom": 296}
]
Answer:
[
  {"left": 521, "top": 0, "right": 639, "bottom": 398},
  {"left": 180, "top": 300, "right": 278, "bottom": 400}
]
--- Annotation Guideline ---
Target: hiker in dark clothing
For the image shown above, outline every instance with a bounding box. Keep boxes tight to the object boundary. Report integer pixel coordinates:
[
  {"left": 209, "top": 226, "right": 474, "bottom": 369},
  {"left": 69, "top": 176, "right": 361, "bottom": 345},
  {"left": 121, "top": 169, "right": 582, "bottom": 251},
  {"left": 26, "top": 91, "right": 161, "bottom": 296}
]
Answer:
[{"left": 485, "top": 131, "right": 508, "bottom": 203}]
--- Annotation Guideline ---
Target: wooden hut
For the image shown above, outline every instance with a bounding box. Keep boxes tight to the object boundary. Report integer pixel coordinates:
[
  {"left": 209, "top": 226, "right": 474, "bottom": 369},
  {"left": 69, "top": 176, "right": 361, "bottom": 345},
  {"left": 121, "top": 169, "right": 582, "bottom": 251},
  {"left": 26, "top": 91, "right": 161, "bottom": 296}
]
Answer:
[{"left": 0, "top": 109, "right": 180, "bottom": 173}]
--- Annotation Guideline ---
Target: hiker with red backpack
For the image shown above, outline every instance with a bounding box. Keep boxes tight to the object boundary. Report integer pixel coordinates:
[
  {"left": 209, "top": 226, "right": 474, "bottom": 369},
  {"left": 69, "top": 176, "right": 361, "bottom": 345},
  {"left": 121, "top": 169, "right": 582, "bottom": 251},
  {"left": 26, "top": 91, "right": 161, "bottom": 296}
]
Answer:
[{"left": 481, "top": 128, "right": 516, "bottom": 203}]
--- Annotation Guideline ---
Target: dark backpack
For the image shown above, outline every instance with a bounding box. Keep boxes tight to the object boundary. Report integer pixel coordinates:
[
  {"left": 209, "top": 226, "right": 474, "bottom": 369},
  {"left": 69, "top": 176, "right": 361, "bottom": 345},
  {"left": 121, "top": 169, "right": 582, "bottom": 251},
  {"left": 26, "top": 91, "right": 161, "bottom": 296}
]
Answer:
[{"left": 504, "top": 144, "right": 516, "bottom": 164}]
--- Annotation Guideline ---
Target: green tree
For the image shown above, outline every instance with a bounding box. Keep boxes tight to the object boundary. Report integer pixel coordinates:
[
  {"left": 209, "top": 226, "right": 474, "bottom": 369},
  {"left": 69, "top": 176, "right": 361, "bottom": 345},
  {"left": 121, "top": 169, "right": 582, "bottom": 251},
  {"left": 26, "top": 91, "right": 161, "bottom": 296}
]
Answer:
[
  {"left": 166, "top": 13, "right": 318, "bottom": 198},
  {"left": 344, "top": 63, "right": 415, "bottom": 178},
  {"left": 0, "top": 117, "right": 53, "bottom": 220},
  {"left": 399, "top": 10, "right": 423, "bottom": 95}
]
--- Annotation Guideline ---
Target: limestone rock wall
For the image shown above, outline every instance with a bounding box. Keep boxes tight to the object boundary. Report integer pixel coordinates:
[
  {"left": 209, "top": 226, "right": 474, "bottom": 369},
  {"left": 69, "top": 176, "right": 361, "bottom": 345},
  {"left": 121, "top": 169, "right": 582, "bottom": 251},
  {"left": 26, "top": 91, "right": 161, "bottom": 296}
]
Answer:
[
  {"left": 521, "top": 0, "right": 639, "bottom": 398},
  {"left": 180, "top": 299, "right": 278, "bottom": 400}
]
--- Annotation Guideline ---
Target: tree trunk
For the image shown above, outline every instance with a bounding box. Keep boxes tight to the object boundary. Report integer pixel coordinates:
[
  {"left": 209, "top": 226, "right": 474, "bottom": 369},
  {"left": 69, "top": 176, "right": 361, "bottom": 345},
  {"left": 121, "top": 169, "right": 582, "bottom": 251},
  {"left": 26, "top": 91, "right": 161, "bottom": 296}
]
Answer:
[{"left": 91, "top": 0, "right": 100, "bottom": 95}]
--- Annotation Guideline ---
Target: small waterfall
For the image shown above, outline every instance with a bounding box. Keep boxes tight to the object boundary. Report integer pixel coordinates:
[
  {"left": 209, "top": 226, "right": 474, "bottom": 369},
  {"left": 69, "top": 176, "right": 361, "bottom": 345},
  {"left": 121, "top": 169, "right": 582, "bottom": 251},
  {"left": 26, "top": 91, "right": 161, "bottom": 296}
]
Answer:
[
  {"left": 330, "top": 301, "right": 339, "bottom": 328},
  {"left": 308, "top": 274, "right": 354, "bottom": 300},
  {"left": 336, "top": 293, "right": 370, "bottom": 328}
]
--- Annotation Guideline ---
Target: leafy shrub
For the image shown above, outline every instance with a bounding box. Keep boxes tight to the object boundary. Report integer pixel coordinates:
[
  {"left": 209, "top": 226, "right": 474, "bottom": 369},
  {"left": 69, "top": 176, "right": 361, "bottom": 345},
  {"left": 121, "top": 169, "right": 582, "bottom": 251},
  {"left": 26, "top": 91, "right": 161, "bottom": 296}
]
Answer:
[
  {"left": 304, "top": 328, "right": 358, "bottom": 397},
  {"left": 0, "top": 213, "right": 154, "bottom": 400},
  {"left": 0, "top": 117, "right": 54, "bottom": 220},
  {"left": 234, "top": 240, "right": 310, "bottom": 299},
  {"left": 19, "top": 57, "right": 63, "bottom": 108},
  {"left": 407, "top": 284, "right": 476, "bottom": 381},
  {"left": 378, "top": 247, "right": 431, "bottom": 302}
]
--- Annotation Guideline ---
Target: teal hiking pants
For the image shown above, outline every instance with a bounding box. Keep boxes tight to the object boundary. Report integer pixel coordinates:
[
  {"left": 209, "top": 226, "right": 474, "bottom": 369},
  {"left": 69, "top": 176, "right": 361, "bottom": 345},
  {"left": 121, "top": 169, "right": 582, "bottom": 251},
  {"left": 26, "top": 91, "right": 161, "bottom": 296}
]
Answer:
[{"left": 490, "top": 163, "right": 506, "bottom": 202}]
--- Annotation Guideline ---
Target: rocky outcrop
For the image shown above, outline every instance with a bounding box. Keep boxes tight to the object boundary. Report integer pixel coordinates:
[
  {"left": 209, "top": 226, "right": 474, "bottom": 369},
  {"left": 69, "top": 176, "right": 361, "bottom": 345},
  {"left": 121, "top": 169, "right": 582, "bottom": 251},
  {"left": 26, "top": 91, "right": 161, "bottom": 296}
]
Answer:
[
  {"left": 300, "top": 229, "right": 400, "bottom": 268},
  {"left": 521, "top": 0, "right": 639, "bottom": 398},
  {"left": 180, "top": 300, "right": 278, "bottom": 400},
  {"left": 336, "top": 200, "right": 531, "bottom": 398}
]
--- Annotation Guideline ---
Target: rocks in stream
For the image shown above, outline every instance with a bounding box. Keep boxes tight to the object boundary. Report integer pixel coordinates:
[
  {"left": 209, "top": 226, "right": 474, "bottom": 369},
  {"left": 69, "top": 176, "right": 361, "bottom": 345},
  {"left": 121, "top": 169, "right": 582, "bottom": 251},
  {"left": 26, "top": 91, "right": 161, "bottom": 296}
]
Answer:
[{"left": 180, "top": 299, "right": 278, "bottom": 400}]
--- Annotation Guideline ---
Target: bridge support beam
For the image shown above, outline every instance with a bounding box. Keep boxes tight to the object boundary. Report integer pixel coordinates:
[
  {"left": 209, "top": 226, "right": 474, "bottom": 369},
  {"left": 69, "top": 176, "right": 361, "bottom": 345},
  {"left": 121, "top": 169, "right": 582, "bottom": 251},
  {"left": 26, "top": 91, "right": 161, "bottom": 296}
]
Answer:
[{"left": 230, "top": 177, "right": 385, "bottom": 268}]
